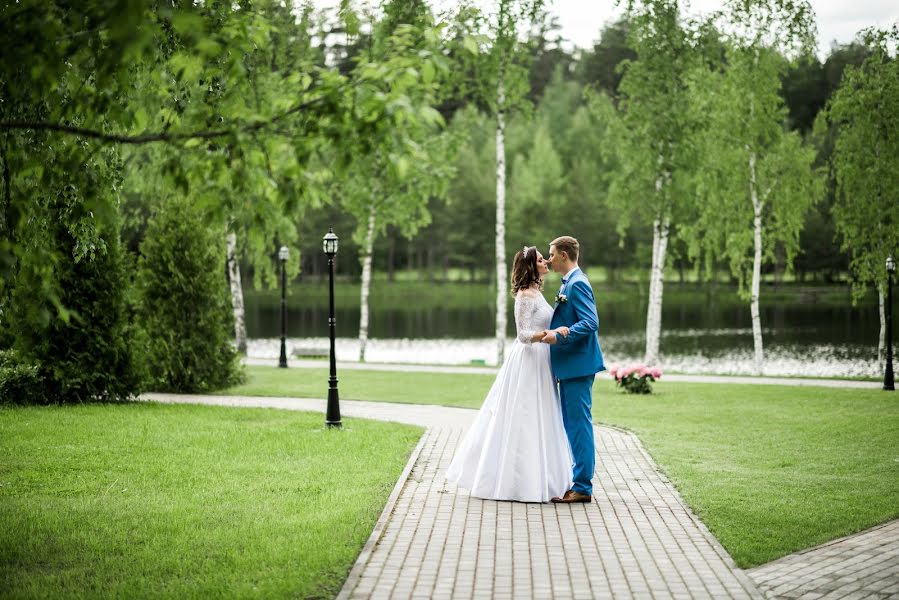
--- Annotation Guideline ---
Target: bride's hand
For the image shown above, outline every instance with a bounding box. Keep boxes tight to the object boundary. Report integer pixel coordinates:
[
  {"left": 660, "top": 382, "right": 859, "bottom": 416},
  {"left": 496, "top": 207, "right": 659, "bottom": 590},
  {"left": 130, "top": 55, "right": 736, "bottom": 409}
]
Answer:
[
  {"left": 530, "top": 330, "right": 548, "bottom": 343},
  {"left": 556, "top": 326, "right": 570, "bottom": 338}
]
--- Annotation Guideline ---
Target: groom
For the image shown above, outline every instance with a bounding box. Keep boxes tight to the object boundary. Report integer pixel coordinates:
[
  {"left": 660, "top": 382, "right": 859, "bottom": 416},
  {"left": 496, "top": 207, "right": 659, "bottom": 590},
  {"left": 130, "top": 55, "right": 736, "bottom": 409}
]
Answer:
[{"left": 542, "top": 236, "right": 605, "bottom": 503}]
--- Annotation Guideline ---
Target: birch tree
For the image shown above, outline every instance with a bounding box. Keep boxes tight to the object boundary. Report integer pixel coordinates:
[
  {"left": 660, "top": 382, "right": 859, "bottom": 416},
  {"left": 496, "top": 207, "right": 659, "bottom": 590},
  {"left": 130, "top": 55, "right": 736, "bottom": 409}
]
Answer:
[
  {"left": 225, "top": 232, "right": 247, "bottom": 354},
  {"left": 824, "top": 26, "right": 899, "bottom": 374},
  {"left": 340, "top": 8, "right": 455, "bottom": 361},
  {"left": 686, "top": 0, "right": 822, "bottom": 373},
  {"left": 610, "top": 0, "right": 700, "bottom": 365},
  {"left": 449, "top": 0, "right": 543, "bottom": 365}
]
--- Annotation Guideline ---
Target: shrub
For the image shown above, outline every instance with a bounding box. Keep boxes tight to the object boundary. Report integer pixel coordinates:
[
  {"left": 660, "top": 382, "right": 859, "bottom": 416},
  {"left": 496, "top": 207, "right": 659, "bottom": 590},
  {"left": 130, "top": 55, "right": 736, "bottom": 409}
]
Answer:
[
  {"left": 9, "top": 212, "right": 141, "bottom": 404},
  {"left": 0, "top": 350, "right": 44, "bottom": 405},
  {"left": 609, "top": 363, "right": 662, "bottom": 394},
  {"left": 135, "top": 198, "right": 244, "bottom": 392}
]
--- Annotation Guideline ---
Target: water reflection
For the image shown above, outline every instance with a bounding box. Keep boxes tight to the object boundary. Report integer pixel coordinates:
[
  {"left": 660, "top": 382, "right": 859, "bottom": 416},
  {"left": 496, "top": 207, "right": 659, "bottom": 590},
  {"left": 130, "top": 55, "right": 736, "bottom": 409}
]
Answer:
[
  {"left": 245, "top": 289, "right": 880, "bottom": 348},
  {"left": 242, "top": 285, "right": 882, "bottom": 376}
]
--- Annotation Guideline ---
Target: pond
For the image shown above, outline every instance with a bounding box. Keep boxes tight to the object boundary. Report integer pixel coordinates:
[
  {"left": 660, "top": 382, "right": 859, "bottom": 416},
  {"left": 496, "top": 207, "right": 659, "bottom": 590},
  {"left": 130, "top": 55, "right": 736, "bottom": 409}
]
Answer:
[{"left": 243, "top": 281, "right": 884, "bottom": 377}]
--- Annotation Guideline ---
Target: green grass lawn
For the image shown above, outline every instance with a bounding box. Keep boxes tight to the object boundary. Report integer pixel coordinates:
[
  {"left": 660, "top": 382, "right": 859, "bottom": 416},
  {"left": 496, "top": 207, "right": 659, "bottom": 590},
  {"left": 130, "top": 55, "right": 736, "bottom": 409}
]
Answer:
[
  {"left": 600, "top": 383, "right": 899, "bottom": 568},
  {"left": 230, "top": 365, "right": 882, "bottom": 401},
  {"left": 0, "top": 402, "right": 422, "bottom": 599},
  {"left": 227, "top": 366, "right": 899, "bottom": 568},
  {"left": 228, "top": 365, "right": 495, "bottom": 408}
]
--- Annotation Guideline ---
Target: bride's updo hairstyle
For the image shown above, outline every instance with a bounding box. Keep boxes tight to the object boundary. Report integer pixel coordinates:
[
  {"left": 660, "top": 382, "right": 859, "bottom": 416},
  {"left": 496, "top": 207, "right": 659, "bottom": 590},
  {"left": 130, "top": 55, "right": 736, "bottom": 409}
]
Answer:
[{"left": 511, "top": 246, "right": 543, "bottom": 295}]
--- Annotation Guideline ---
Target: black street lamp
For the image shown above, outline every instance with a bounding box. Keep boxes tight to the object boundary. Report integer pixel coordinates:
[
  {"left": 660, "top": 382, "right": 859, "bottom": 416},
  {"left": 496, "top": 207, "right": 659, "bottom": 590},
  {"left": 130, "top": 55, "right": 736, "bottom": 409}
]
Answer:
[
  {"left": 278, "top": 245, "right": 289, "bottom": 369},
  {"left": 323, "top": 227, "right": 342, "bottom": 428},
  {"left": 885, "top": 255, "right": 895, "bottom": 391}
]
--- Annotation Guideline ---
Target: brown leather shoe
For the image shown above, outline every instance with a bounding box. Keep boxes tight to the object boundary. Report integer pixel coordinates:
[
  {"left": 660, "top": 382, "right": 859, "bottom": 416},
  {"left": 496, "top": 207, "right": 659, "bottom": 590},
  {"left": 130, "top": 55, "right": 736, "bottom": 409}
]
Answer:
[{"left": 551, "top": 490, "right": 592, "bottom": 503}]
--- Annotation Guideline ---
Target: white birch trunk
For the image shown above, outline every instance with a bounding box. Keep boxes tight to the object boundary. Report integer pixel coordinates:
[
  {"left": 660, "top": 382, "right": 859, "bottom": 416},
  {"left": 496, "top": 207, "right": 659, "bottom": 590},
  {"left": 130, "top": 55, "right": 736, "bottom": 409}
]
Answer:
[
  {"left": 494, "top": 77, "right": 508, "bottom": 367},
  {"left": 644, "top": 214, "right": 669, "bottom": 365},
  {"left": 358, "top": 205, "right": 376, "bottom": 362},
  {"left": 748, "top": 150, "right": 764, "bottom": 374},
  {"left": 226, "top": 232, "right": 247, "bottom": 354},
  {"left": 879, "top": 284, "right": 886, "bottom": 374}
]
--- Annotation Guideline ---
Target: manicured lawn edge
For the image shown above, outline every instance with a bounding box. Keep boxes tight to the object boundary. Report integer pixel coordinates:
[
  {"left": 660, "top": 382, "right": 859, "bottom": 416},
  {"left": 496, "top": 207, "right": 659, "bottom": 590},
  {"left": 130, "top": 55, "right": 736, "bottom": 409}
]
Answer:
[
  {"left": 223, "top": 368, "right": 899, "bottom": 568},
  {"left": 336, "top": 433, "right": 428, "bottom": 598},
  {"left": 0, "top": 403, "right": 424, "bottom": 599}
]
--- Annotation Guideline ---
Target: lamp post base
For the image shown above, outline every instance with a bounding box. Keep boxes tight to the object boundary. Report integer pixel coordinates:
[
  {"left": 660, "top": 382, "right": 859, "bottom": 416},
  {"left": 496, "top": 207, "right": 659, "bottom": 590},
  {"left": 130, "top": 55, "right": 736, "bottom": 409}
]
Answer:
[
  {"left": 279, "top": 339, "right": 288, "bottom": 369},
  {"left": 326, "top": 384, "right": 341, "bottom": 428}
]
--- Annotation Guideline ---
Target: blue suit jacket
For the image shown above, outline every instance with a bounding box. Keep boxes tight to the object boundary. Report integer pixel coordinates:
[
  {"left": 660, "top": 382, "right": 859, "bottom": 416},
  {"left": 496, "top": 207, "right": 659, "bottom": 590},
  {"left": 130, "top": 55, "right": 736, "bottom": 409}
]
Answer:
[{"left": 549, "top": 268, "right": 605, "bottom": 380}]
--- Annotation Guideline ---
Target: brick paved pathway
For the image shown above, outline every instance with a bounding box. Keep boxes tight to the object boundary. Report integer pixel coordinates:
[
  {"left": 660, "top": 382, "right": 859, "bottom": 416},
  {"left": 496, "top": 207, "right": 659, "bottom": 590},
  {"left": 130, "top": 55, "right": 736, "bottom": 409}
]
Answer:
[
  {"left": 144, "top": 393, "right": 896, "bottom": 599},
  {"left": 747, "top": 520, "right": 899, "bottom": 599},
  {"left": 335, "top": 423, "right": 761, "bottom": 600}
]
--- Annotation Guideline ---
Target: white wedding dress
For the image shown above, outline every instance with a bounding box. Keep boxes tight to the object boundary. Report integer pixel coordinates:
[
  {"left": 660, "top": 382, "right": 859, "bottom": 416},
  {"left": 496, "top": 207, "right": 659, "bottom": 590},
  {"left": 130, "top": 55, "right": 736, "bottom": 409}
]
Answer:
[{"left": 445, "top": 288, "right": 573, "bottom": 502}]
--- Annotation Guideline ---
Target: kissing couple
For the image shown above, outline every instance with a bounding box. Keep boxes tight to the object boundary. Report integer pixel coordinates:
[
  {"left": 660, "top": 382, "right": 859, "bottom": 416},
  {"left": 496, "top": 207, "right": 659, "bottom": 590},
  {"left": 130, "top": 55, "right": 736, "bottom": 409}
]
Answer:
[{"left": 446, "top": 236, "right": 606, "bottom": 503}]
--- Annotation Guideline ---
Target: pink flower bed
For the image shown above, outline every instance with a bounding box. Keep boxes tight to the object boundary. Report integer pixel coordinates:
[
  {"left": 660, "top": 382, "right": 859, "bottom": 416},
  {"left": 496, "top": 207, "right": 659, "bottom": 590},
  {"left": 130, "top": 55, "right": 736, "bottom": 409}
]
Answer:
[{"left": 608, "top": 362, "right": 662, "bottom": 394}]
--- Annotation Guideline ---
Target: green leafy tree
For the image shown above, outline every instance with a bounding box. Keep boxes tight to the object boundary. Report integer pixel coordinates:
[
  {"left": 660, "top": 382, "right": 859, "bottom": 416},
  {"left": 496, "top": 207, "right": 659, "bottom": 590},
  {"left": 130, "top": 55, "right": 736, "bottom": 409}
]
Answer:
[
  {"left": 13, "top": 231, "right": 139, "bottom": 404},
  {"left": 0, "top": 1, "right": 148, "bottom": 314},
  {"left": 608, "top": 0, "right": 700, "bottom": 364},
  {"left": 533, "top": 68, "right": 585, "bottom": 172},
  {"left": 1, "top": 1, "right": 328, "bottom": 367},
  {"left": 8, "top": 154, "right": 139, "bottom": 403},
  {"left": 687, "top": 0, "right": 823, "bottom": 373},
  {"left": 449, "top": 0, "right": 544, "bottom": 365},
  {"left": 824, "top": 26, "right": 899, "bottom": 372},
  {"left": 336, "top": 4, "right": 456, "bottom": 361},
  {"left": 4, "top": 1, "right": 471, "bottom": 379},
  {"left": 792, "top": 41, "right": 870, "bottom": 283}
]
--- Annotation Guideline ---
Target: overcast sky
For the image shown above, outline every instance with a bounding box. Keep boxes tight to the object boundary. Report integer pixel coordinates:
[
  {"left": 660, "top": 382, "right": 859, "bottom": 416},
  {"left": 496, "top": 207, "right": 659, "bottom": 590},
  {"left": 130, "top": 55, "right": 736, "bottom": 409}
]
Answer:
[
  {"left": 548, "top": 0, "right": 898, "bottom": 58},
  {"left": 312, "top": 0, "right": 897, "bottom": 59}
]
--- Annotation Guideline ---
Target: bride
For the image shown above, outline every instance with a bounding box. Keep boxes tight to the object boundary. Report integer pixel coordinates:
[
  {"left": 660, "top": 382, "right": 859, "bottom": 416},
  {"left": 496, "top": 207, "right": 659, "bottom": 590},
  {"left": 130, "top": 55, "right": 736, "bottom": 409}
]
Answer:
[{"left": 445, "top": 245, "right": 573, "bottom": 502}]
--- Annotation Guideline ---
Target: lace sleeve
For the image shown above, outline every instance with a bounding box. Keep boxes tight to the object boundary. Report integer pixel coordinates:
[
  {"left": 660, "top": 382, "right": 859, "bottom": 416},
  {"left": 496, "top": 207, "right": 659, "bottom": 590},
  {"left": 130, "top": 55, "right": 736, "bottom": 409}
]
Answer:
[{"left": 514, "top": 292, "right": 542, "bottom": 344}]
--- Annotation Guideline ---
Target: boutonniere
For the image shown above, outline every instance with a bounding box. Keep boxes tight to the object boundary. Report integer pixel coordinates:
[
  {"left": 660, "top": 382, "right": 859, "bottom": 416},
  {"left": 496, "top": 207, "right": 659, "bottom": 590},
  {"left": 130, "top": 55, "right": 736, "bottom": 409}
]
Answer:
[{"left": 555, "top": 293, "right": 568, "bottom": 304}]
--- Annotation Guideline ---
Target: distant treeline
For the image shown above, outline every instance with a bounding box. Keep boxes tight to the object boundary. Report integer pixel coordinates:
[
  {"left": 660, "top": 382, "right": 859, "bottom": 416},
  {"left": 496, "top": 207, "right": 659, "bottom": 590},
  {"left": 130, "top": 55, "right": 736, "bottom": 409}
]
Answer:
[{"left": 291, "top": 18, "right": 870, "bottom": 285}]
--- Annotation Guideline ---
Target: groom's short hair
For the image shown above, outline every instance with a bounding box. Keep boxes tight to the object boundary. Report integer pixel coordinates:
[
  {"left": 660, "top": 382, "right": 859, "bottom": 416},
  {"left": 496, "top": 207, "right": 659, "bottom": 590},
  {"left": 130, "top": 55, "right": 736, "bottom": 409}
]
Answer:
[{"left": 550, "top": 236, "right": 579, "bottom": 262}]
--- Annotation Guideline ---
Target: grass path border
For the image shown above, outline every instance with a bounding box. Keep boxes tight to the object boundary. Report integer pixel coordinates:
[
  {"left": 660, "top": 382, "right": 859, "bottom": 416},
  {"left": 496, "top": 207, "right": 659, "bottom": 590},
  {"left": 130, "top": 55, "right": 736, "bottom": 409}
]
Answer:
[
  {"left": 602, "top": 423, "right": 762, "bottom": 591},
  {"left": 747, "top": 519, "right": 897, "bottom": 571},
  {"left": 336, "top": 431, "right": 429, "bottom": 600}
]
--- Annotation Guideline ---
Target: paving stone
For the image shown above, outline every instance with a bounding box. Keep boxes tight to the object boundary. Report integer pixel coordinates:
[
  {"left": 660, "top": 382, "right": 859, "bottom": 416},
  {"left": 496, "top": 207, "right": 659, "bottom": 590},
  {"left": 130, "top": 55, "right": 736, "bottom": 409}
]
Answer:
[
  {"left": 748, "top": 520, "right": 899, "bottom": 600},
  {"left": 337, "top": 423, "right": 763, "bottom": 599}
]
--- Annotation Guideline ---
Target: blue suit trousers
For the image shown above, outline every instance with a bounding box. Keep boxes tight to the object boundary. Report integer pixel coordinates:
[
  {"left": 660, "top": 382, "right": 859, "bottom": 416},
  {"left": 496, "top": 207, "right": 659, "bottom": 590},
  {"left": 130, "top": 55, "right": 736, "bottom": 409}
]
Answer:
[{"left": 559, "top": 375, "right": 595, "bottom": 496}]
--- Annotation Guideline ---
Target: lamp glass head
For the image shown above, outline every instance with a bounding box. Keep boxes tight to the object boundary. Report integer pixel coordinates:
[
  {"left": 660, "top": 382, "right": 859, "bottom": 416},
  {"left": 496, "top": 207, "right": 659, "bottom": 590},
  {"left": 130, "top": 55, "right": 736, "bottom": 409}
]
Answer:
[{"left": 323, "top": 228, "right": 339, "bottom": 256}]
